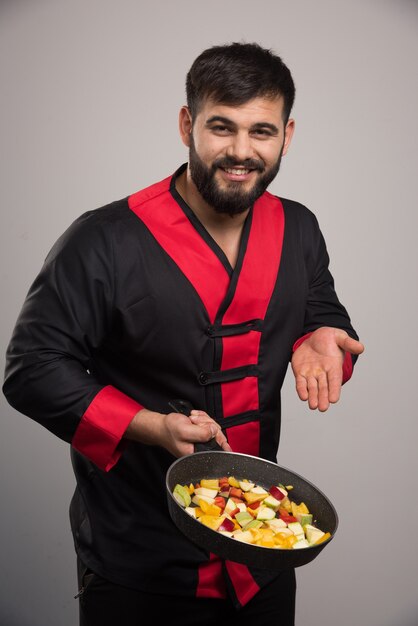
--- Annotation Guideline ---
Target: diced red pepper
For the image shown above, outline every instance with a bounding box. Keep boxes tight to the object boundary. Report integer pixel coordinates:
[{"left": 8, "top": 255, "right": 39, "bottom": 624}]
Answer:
[
  {"left": 230, "top": 496, "right": 245, "bottom": 504},
  {"left": 229, "top": 487, "right": 243, "bottom": 499},
  {"left": 278, "top": 512, "right": 297, "bottom": 524},
  {"left": 214, "top": 496, "right": 226, "bottom": 510}
]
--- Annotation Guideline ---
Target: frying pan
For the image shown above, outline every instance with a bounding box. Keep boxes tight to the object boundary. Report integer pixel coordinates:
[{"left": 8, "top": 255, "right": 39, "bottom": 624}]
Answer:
[{"left": 166, "top": 400, "right": 338, "bottom": 571}]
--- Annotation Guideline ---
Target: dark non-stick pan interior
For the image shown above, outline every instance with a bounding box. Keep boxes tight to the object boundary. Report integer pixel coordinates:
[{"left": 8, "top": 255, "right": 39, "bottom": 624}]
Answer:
[{"left": 166, "top": 450, "right": 338, "bottom": 571}]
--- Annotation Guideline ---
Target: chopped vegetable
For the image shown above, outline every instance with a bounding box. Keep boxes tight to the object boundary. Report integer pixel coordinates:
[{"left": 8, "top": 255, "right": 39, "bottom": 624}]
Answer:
[{"left": 172, "top": 476, "right": 330, "bottom": 550}]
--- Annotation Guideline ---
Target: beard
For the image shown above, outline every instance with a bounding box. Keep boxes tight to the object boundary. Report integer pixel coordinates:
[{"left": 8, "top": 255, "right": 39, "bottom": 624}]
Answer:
[{"left": 188, "top": 135, "right": 283, "bottom": 216}]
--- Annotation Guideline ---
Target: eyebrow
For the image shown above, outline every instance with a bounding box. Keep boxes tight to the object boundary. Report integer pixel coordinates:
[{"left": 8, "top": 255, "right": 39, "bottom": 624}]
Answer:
[{"left": 205, "top": 115, "right": 279, "bottom": 135}]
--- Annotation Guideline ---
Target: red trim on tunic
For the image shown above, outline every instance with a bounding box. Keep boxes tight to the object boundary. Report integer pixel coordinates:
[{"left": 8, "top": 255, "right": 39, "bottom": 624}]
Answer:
[
  {"left": 196, "top": 554, "right": 227, "bottom": 599},
  {"left": 222, "top": 193, "right": 284, "bottom": 324},
  {"left": 72, "top": 385, "right": 143, "bottom": 471},
  {"left": 221, "top": 377, "right": 259, "bottom": 418},
  {"left": 221, "top": 331, "right": 261, "bottom": 369},
  {"left": 224, "top": 561, "right": 260, "bottom": 606},
  {"left": 128, "top": 179, "right": 284, "bottom": 604},
  {"left": 226, "top": 421, "right": 260, "bottom": 456},
  {"left": 219, "top": 194, "right": 284, "bottom": 454},
  {"left": 128, "top": 177, "right": 229, "bottom": 324}
]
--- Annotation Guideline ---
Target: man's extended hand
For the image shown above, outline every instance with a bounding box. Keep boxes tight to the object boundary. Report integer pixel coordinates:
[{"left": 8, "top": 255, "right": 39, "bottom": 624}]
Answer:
[{"left": 291, "top": 327, "right": 364, "bottom": 412}]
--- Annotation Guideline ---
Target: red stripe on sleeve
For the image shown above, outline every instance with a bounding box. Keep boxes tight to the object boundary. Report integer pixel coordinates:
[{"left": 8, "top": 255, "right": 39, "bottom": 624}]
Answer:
[
  {"left": 72, "top": 385, "right": 143, "bottom": 471},
  {"left": 224, "top": 561, "right": 260, "bottom": 607}
]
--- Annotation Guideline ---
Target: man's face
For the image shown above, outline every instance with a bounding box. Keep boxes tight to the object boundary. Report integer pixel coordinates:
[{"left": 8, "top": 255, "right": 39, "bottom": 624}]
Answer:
[{"left": 182, "top": 96, "right": 294, "bottom": 216}]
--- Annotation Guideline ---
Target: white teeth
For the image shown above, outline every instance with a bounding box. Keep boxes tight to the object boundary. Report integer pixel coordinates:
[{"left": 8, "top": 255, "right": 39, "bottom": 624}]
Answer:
[{"left": 224, "top": 168, "right": 250, "bottom": 176}]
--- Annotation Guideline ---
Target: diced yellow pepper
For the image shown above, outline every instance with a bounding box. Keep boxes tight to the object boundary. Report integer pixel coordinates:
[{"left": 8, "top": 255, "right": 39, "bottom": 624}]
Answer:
[
  {"left": 260, "top": 528, "right": 275, "bottom": 541},
  {"left": 249, "top": 528, "right": 263, "bottom": 542},
  {"left": 200, "top": 478, "right": 220, "bottom": 490},
  {"left": 259, "top": 537, "right": 275, "bottom": 547},
  {"left": 198, "top": 499, "right": 222, "bottom": 517},
  {"left": 228, "top": 476, "right": 240, "bottom": 488},
  {"left": 199, "top": 515, "right": 224, "bottom": 530},
  {"left": 279, "top": 497, "right": 292, "bottom": 512},
  {"left": 273, "top": 532, "right": 298, "bottom": 549},
  {"left": 291, "top": 501, "right": 310, "bottom": 517},
  {"left": 243, "top": 492, "right": 268, "bottom": 504}
]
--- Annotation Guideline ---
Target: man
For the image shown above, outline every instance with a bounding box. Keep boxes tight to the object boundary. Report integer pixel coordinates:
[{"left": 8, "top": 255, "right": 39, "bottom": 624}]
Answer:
[{"left": 3, "top": 42, "right": 363, "bottom": 625}]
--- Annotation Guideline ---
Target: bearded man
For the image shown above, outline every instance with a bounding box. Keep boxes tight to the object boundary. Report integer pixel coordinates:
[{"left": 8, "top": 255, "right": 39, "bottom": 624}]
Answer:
[{"left": 3, "top": 41, "right": 364, "bottom": 626}]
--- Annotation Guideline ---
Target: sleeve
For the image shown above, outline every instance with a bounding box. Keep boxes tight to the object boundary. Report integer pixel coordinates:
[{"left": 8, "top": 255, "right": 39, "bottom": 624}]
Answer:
[
  {"left": 292, "top": 210, "right": 360, "bottom": 381},
  {"left": 2, "top": 211, "right": 143, "bottom": 471}
]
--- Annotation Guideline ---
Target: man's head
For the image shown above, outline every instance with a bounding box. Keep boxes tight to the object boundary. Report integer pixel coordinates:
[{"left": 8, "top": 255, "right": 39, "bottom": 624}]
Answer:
[
  {"left": 179, "top": 42, "right": 296, "bottom": 216},
  {"left": 186, "top": 41, "right": 295, "bottom": 125}
]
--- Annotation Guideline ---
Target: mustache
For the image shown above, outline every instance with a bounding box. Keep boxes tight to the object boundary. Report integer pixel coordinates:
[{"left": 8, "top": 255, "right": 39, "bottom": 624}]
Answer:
[{"left": 212, "top": 156, "right": 265, "bottom": 172}]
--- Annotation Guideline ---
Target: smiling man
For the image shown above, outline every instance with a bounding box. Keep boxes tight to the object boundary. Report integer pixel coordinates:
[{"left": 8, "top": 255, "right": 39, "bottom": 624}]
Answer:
[{"left": 3, "top": 42, "right": 364, "bottom": 626}]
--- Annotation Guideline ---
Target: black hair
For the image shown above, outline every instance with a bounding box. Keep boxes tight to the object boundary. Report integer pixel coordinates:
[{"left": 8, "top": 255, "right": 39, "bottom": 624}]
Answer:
[{"left": 186, "top": 41, "right": 296, "bottom": 123}]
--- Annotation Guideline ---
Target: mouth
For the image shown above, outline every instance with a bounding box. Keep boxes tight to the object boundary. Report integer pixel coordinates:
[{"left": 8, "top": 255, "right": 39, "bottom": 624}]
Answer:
[
  {"left": 218, "top": 166, "right": 259, "bottom": 183},
  {"left": 222, "top": 167, "right": 252, "bottom": 176}
]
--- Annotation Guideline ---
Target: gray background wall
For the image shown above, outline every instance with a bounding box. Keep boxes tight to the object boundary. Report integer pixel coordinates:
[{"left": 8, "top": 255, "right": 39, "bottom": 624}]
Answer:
[{"left": 1, "top": 1, "right": 417, "bottom": 624}]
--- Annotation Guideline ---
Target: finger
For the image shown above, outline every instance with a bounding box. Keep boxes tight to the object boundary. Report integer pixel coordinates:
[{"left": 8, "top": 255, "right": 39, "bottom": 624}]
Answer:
[
  {"left": 295, "top": 375, "right": 309, "bottom": 401},
  {"left": 307, "top": 376, "right": 319, "bottom": 410},
  {"left": 317, "top": 372, "right": 330, "bottom": 412},
  {"left": 190, "top": 409, "right": 210, "bottom": 418},
  {"left": 189, "top": 411, "right": 231, "bottom": 451},
  {"left": 214, "top": 428, "right": 232, "bottom": 452},
  {"left": 327, "top": 369, "right": 342, "bottom": 404}
]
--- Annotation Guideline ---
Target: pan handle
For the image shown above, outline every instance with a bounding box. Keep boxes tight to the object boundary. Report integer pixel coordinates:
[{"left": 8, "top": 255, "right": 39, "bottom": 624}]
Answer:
[{"left": 168, "top": 399, "right": 223, "bottom": 452}]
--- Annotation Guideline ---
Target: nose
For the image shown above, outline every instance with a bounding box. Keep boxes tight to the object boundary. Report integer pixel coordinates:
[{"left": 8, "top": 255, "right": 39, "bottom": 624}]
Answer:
[{"left": 226, "top": 131, "right": 254, "bottom": 162}]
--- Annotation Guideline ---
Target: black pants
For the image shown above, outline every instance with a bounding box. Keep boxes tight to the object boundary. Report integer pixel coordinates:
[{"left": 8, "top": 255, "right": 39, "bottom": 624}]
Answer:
[{"left": 77, "top": 556, "right": 296, "bottom": 626}]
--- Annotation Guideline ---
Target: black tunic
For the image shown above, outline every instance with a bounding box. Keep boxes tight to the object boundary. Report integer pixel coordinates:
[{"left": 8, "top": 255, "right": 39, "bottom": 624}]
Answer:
[{"left": 3, "top": 164, "right": 359, "bottom": 606}]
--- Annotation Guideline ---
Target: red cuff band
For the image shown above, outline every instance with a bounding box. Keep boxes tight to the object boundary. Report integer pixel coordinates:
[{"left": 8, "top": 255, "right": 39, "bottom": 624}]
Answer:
[
  {"left": 292, "top": 332, "right": 313, "bottom": 352},
  {"left": 342, "top": 351, "right": 353, "bottom": 384},
  {"left": 72, "top": 385, "right": 143, "bottom": 471}
]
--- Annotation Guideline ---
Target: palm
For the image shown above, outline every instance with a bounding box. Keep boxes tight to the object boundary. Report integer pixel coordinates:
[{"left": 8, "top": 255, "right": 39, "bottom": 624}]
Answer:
[{"left": 291, "top": 327, "right": 364, "bottom": 411}]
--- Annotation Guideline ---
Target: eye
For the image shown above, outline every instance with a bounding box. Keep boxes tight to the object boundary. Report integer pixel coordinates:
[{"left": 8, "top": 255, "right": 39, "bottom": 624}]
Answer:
[
  {"left": 252, "top": 128, "right": 274, "bottom": 138},
  {"left": 210, "top": 125, "right": 232, "bottom": 135}
]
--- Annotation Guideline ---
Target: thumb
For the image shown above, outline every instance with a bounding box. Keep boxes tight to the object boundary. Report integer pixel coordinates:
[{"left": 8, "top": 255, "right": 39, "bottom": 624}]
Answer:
[{"left": 338, "top": 334, "right": 365, "bottom": 355}]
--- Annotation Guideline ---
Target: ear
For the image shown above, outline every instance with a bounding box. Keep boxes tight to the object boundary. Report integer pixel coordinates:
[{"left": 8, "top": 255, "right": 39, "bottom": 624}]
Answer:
[
  {"left": 179, "top": 106, "right": 193, "bottom": 147},
  {"left": 282, "top": 118, "right": 295, "bottom": 157}
]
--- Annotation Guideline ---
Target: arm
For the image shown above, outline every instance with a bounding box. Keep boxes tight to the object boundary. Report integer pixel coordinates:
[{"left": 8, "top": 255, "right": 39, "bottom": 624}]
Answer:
[
  {"left": 3, "top": 213, "right": 229, "bottom": 471},
  {"left": 2, "top": 213, "right": 142, "bottom": 470},
  {"left": 291, "top": 215, "right": 364, "bottom": 411}
]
